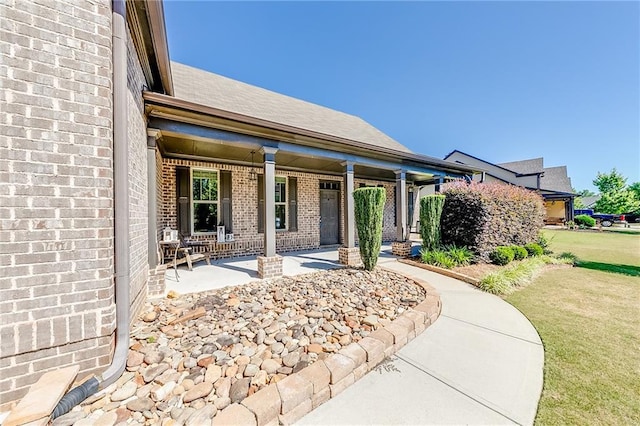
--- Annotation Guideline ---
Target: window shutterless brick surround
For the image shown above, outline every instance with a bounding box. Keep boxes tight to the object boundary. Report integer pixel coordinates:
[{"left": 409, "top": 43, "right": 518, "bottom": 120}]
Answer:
[
  {"left": 159, "top": 158, "right": 399, "bottom": 260},
  {"left": 210, "top": 269, "right": 442, "bottom": 425}
]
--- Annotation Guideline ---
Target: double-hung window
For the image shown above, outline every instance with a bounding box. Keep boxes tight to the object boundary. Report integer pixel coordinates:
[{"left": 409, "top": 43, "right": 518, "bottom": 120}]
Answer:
[
  {"left": 192, "top": 169, "right": 219, "bottom": 234},
  {"left": 275, "top": 176, "right": 287, "bottom": 230}
]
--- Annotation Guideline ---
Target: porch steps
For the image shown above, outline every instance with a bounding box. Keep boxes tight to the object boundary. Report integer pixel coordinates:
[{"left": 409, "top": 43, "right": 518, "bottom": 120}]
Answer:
[{"left": 3, "top": 365, "right": 79, "bottom": 426}]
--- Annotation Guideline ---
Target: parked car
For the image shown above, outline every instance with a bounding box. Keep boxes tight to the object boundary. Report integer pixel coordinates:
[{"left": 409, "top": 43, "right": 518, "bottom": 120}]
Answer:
[
  {"left": 591, "top": 213, "right": 619, "bottom": 227},
  {"left": 620, "top": 212, "right": 640, "bottom": 223}
]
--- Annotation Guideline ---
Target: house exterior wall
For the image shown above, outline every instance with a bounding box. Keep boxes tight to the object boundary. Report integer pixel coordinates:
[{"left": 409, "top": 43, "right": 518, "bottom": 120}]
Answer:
[
  {"left": 544, "top": 200, "right": 565, "bottom": 219},
  {"left": 0, "top": 1, "right": 151, "bottom": 409},
  {"left": 0, "top": 0, "right": 115, "bottom": 409},
  {"left": 159, "top": 158, "right": 398, "bottom": 258},
  {"left": 448, "top": 152, "right": 540, "bottom": 189},
  {"left": 125, "top": 29, "right": 149, "bottom": 324}
]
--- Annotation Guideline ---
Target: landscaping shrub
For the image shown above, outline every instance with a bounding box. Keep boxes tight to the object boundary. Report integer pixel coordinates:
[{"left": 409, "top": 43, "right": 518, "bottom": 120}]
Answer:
[
  {"left": 420, "top": 245, "right": 474, "bottom": 269},
  {"left": 479, "top": 257, "right": 547, "bottom": 295},
  {"left": 510, "top": 245, "right": 528, "bottom": 260},
  {"left": 490, "top": 246, "right": 515, "bottom": 265},
  {"left": 524, "top": 243, "right": 544, "bottom": 257},
  {"left": 353, "top": 187, "right": 386, "bottom": 271},
  {"left": 574, "top": 214, "right": 596, "bottom": 227},
  {"left": 445, "top": 245, "right": 475, "bottom": 266},
  {"left": 419, "top": 194, "right": 446, "bottom": 251},
  {"left": 420, "top": 249, "right": 456, "bottom": 269},
  {"left": 440, "top": 181, "right": 545, "bottom": 260}
]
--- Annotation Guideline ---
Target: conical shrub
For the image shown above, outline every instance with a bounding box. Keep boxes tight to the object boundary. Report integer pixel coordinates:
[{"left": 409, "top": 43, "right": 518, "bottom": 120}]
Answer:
[
  {"left": 353, "top": 187, "right": 386, "bottom": 271},
  {"left": 420, "top": 194, "right": 446, "bottom": 251}
]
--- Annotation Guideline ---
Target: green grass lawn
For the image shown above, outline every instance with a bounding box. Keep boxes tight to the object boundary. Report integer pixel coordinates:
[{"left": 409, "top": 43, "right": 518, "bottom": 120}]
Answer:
[{"left": 505, "top": 229, "right": 640, "bottom": 425}]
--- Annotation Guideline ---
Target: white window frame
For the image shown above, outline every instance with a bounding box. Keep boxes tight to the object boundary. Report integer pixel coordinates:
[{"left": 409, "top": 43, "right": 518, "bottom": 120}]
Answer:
[
  {"left": 191, "top": 168, "right": 220, "bottom": 235},
  {"left": 275, "top": 175, "right": 288, "bottom": 231}
]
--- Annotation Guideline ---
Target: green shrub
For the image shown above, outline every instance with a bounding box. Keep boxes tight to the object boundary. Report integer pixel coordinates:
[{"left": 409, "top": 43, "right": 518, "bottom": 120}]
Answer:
[
  {"left": 510, "top": 245, "right": 528, "bottom": 260},
  {"left": 420, "top": 245, "right": 474, "bottom": 269},
  {"left": 537, "top": 232, "right": 551, "bottom": 249},
  {"left": 445, "top": 245, "right": 475, "bottom": 266},
  {"left": 353, "top": 187, "right": 386, "bottom": 271},
  {"left": 478, "top": 257, "right": 547, "bottom": 295},
  {"left": 420, "top": 249, "right": 456, "bottom": 269},
  {"left": 525, "top": 243, "right": 543, "bottom": 257},
  {"left": 574, "top": 214, "right": 596, "bottom": 227},
  {"left": 490, "top": 246, "right": 515, "bottom": 265},
  {"left": 441, "top": 181, "right": 545, "bottom": 261},
  {"left": 419, "top": 195, "right": 446, "bottom": 251}
]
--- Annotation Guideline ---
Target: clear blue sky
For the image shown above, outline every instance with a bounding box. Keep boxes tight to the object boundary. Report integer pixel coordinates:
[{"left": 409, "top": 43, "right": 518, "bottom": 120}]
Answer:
[{"left": 164, "top": 0, "right": 639, "bottom": 192}]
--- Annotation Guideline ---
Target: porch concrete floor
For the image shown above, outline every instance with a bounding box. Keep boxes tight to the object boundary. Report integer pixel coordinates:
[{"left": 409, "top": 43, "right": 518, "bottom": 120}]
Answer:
[{"left": 164, "top": 243, "right": 408, "bottom": 295}]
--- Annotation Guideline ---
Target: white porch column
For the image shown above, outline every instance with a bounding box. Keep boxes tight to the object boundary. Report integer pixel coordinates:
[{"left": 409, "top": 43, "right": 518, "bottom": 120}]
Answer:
[
  {"left": 395, "top": 170, "right": 407, "bottom": 242},
  {"left": 339, "top": 161, "right": 360, "bottom": 266},
  {"left": 262, "top": 147, "right": 278, "bottom": 257}
]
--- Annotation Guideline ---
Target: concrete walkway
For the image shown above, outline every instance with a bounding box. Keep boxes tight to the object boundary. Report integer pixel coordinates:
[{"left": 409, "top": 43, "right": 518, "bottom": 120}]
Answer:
[{"left": 298, "top": 260, "right": 544, "bottom": 426}]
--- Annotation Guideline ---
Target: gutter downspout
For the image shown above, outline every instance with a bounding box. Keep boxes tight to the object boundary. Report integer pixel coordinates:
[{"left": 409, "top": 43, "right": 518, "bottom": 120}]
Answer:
[{"left": 51, "top": 0, "right": 129, "bottom": 417}]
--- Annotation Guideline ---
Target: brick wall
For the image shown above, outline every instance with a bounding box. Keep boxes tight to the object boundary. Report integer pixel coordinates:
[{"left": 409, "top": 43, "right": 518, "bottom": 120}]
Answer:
[
  {"left": 0, "top": 0, "right": 115, "bottom": 409},
  {"left": 125, "top": 28, "right": 148, "bottom": 324},
  {"left": 158, "top": 158, "right": 398, "bottom": 258},
  {"left": 354, "top": 178, "right": 397, "bottom": 242}
]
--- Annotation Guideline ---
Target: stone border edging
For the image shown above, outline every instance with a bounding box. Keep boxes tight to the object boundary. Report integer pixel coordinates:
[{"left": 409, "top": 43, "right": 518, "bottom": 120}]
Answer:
[
  {"left": 398, "top": 258, "right": 481, "bottom": 287},
  {"left": 210, "top": 268, "right": 443, "bottom": 426}
]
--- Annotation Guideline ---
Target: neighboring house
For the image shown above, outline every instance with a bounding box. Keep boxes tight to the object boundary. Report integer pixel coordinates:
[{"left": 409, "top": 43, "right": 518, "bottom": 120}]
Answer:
[
  {"left": 444, "top": 150, "right": 576, "bottom": 223},
  {"left": 579, "top": 195, "right": 600, "bottom": 209},
  {"left": 0, "top": 0, "right": 481, "bottom": 409}
]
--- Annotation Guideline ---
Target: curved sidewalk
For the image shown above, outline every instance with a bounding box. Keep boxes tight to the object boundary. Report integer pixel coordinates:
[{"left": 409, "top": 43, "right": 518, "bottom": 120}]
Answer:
[{"left": 297, "top": 260, "right": 544, "bottom": 425}]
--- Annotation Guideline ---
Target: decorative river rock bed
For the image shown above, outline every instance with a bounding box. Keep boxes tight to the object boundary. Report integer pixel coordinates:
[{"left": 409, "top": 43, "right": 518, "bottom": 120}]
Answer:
[{"left": 54, "top": 268, "right": 428, "bottom": 426}]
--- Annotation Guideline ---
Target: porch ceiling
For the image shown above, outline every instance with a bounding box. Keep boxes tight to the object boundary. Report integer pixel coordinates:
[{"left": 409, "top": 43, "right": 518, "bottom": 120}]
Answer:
[{"left": 159, "top": 135, "right": 440, "bottom": 182}]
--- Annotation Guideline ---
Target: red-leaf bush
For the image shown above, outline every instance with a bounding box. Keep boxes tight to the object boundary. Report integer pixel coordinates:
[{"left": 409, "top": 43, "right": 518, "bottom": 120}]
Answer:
[{"left": 440, "top": 181, "right": 545, "bottom": 260}]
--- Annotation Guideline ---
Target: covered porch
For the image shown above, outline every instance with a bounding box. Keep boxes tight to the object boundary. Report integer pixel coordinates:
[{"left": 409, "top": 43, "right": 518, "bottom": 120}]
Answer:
[{"left": 162, "top": 243, "right": 418, "bottom": 295}]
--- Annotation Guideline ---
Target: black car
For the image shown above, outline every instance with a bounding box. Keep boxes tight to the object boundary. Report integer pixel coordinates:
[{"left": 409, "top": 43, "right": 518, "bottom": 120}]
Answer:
[{"left": 620, "top": 212, "right": 640, "bottom": 223}]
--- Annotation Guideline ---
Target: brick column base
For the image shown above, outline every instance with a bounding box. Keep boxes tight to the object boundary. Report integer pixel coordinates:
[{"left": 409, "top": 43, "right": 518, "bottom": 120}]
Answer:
[
  {"left": 391, "top": 241, "right": 413, "bottom": 258},
  {"left": 338, "top": 247, "right": 362, "bottom": 267},
  {"left": 148, "top": 264, "right": 167, "bottom": 297},
  {"left": 258, "top": 255, "right": 283, "bottom": 279}
]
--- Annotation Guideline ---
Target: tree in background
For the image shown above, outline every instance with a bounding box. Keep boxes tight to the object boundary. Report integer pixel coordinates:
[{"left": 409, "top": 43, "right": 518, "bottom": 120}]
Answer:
[
  {"left": 592, "top": 169, "right": 640, "bottom": 214},
  {"left": 353, "top": 187, "right": 386, "bottom": 271}
]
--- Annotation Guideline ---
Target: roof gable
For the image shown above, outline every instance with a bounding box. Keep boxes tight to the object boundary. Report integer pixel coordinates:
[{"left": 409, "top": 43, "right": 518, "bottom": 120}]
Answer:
[
  {"left": 541, "top": 166, "right": 573, "bottom": 193},
  {"left": 170, "top": 62, "right": 412, "bottom": 154},
  {"left": 498, "top": 158, "right": 544, "bottom": 175}
]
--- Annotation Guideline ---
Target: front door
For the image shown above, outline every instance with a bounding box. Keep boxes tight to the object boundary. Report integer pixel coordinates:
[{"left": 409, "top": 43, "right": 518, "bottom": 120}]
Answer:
[{"left": 320, "top": 189, "right": 340, "bottom": 245}]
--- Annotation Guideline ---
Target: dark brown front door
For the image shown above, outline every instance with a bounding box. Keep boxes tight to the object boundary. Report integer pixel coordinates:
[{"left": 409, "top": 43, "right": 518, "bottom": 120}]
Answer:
[{"left": 320, "top": 189, "right": 339, "bottom": 245}]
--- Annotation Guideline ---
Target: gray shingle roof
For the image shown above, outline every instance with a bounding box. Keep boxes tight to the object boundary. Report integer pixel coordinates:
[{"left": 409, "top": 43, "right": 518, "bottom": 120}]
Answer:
[
  {"left": 541, "top": 166, "right": 573, "bottom": 193},
  {"left": 498, "top": 158, "right": 544, "bottom": 175},
  {"left": 170, "top": 62, "right": 412, "bottom": 153}
]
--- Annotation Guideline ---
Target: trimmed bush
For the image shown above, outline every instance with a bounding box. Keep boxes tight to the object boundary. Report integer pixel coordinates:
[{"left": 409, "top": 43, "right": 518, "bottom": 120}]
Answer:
[
  {"left": 510, "top": 245, "right": 528, "bottom": 260},
  {"left": 441, "top": 181, "right": 545, "bottom": 261},
  {"left": 574, "top": 214, "right": 596, "bottom": 227},
  {"left": 524, "top": 243, "right": 544, "bottom": 257},
  {"left": 490, "top": 246, "right": 515, "bottom": 265},
  {"left": 353, "top": 187, "right": 386, "bottom": 271},
  {"left": 419, "top": 195, "right": 446, "bottom": 251}
]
